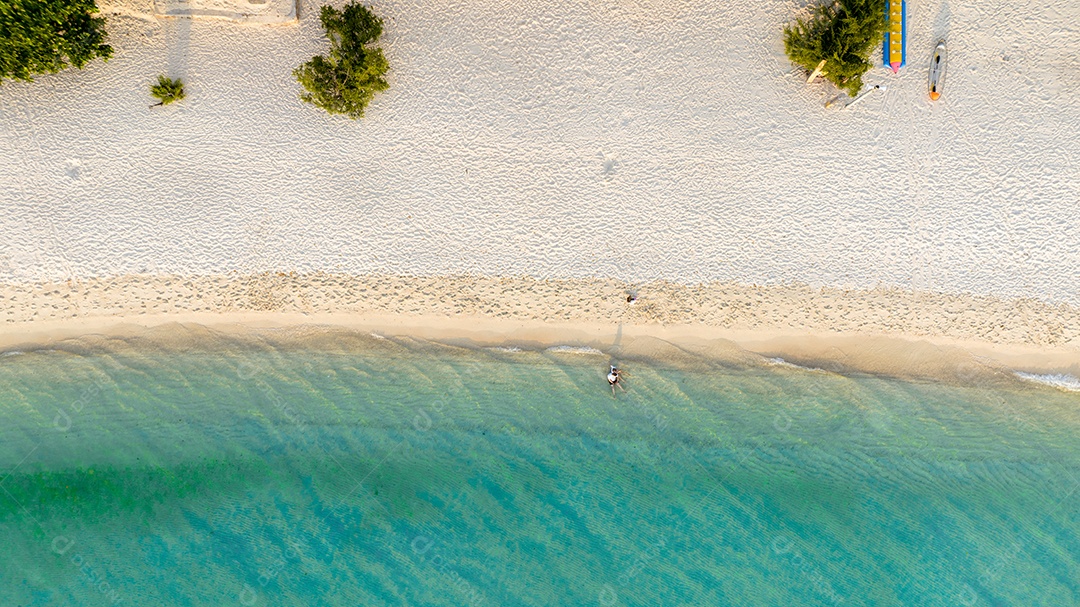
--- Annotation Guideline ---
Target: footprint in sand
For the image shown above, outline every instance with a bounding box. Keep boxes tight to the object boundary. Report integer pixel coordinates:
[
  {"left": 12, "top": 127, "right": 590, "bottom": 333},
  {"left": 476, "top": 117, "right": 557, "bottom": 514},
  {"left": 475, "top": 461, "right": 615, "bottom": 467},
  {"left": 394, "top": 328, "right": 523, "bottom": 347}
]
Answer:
[
  {"left": 601, "top": 152, "right": 618, "bottom": 181},
  {"left": 65, "top": 159, "right": 82, "bottom": 180}
]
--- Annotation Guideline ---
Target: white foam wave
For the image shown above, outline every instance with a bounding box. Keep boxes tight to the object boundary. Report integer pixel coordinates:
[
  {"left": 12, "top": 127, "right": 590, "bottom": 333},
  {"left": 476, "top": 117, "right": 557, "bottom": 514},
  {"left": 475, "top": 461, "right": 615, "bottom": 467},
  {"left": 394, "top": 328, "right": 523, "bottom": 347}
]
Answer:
[
  {"left": 1014, "top": 372, "right": 1080, "bottom": 392},
  {"left": 0, "top": 351, "right": 24, "bottom": 357},
  {"left": 766, "top": 357, "right": 828, "bottom": 373},
  {"left": 486, "top": 346, "right": 523, "bottom": 353},
  {"left": 545, "top": 346, "right": 604, "bottom": 355}
]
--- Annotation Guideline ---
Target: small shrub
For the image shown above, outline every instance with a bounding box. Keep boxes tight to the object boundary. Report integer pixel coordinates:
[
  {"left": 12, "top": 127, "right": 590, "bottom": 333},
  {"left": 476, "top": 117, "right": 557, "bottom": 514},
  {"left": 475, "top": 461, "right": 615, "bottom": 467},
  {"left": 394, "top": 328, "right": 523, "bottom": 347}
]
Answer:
[
  {"left": 150, "top": 75, "right": 185, "bottom": 106},
  {"left": 294, "top": 2, "right": 389, "bottom": 119},
  {"left": 784, "top": 0, "right": 886, "bottom": 97},
  {"left": 0, "top": 0, "right": 112, "bottom": 83}
]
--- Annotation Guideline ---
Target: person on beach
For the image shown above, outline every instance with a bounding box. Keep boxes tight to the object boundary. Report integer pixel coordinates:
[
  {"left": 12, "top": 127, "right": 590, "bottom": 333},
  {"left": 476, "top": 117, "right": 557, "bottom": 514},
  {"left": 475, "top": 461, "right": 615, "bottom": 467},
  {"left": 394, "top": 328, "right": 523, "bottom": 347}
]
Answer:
[{"left": 608, "top": 365, "right": 624, "bottom": 395}]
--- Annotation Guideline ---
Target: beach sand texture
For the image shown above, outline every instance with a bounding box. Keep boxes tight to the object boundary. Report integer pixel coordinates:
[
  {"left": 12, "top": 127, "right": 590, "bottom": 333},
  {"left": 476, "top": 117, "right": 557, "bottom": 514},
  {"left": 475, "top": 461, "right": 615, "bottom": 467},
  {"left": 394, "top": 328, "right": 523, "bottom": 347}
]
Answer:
[
  {"left": 3, "top": 274, "right": 1079, "bottom": 383},
  {"left": 0, "top": 0, "right": 1077, "bottom": 301},
  {"left": 2, "top": 273, "right": 1077, "bottom": 344}
]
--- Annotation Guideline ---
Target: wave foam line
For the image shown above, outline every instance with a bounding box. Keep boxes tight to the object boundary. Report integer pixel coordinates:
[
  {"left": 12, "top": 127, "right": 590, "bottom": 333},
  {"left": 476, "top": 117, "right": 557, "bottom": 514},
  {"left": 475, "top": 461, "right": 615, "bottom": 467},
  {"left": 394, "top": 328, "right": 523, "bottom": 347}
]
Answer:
[
  {"left": 545, "top": 346, "right": 604, "bottom": 355},
  {"left": 1015, "top": 372, "right": 1080, "bottom": 392},
  {"left": 766, "top": 357, "right": 829, "bottom": 373}
]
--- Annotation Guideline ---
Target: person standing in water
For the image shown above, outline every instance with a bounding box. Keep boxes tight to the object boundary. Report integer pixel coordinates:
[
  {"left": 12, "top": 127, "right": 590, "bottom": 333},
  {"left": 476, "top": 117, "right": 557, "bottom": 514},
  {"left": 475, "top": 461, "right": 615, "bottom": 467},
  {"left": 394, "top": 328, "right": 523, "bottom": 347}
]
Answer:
[{"left": 607, "top": 365, "right": 625, "bottom": 396}]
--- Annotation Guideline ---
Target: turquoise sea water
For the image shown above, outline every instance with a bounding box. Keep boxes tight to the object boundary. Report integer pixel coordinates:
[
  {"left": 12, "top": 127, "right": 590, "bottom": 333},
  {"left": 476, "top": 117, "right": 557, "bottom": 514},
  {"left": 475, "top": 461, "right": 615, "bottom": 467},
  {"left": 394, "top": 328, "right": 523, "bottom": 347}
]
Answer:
[{"left": 1, "top": 330, "right": 1079, "bottom": 606}]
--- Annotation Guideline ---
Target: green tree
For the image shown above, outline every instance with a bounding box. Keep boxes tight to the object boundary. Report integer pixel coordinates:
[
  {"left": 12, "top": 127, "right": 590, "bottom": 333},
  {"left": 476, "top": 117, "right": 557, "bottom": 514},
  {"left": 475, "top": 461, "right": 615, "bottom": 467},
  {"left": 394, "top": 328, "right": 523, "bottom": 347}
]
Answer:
[
  {"left": 784, "top": 0, "right": 885, "bottom": 97},
  {"left": 294, "top": 2, "right": 389, "bottom": 119},
  {"left": 149, "top": 75, "right": 185, "bottom": 107},
  {"left": 0, "top": 0, "right": 112, "bottom": 83}
]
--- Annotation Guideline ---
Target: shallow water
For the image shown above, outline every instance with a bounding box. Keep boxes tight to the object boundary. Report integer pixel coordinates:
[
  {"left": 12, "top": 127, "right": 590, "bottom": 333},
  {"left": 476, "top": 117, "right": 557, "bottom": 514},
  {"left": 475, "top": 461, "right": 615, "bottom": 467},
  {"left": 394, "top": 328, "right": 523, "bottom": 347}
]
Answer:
[{"left": 1, "top": 332, "right": 1079, "bottom": 606}]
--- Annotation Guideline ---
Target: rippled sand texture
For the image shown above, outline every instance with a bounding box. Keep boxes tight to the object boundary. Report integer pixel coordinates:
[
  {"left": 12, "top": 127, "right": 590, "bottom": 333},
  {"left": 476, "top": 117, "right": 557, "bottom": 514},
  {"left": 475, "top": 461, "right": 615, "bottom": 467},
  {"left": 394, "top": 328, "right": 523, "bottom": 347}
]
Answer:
[{"left": 1, "top": 0, "right": 1078, "bottom": 300}]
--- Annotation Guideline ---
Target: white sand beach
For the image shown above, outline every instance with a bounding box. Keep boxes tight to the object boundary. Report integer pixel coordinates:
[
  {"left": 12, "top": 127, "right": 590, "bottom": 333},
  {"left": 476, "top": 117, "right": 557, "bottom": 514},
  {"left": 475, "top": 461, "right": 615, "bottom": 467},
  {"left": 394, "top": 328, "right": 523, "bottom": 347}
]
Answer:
[{"left": 1, "top": 0, "right": 1078, "bottom": 375}]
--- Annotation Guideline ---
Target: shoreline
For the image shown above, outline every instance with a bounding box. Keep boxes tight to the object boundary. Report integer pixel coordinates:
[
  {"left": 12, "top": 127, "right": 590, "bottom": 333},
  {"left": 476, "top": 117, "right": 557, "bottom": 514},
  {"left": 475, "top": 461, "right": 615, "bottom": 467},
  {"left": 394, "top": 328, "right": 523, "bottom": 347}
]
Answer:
[{"left": 3, "top": 273, "right": 1079, "bottom": 386}]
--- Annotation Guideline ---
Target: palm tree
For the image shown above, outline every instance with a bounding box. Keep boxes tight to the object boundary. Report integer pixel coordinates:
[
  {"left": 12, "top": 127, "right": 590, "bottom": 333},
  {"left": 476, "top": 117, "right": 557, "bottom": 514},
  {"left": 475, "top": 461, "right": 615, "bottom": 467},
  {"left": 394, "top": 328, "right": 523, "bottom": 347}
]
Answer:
[{"left": 150, "top": 75, "right": 185, "bottom": 107}]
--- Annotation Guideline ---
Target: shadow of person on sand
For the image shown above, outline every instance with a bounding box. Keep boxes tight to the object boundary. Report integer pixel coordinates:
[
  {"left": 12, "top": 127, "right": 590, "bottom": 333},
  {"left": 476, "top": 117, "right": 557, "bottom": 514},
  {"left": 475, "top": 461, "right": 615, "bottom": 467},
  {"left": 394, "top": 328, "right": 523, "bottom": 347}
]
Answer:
[{"left": 610, "top": 322, "right": 624, "bottom": 357}]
